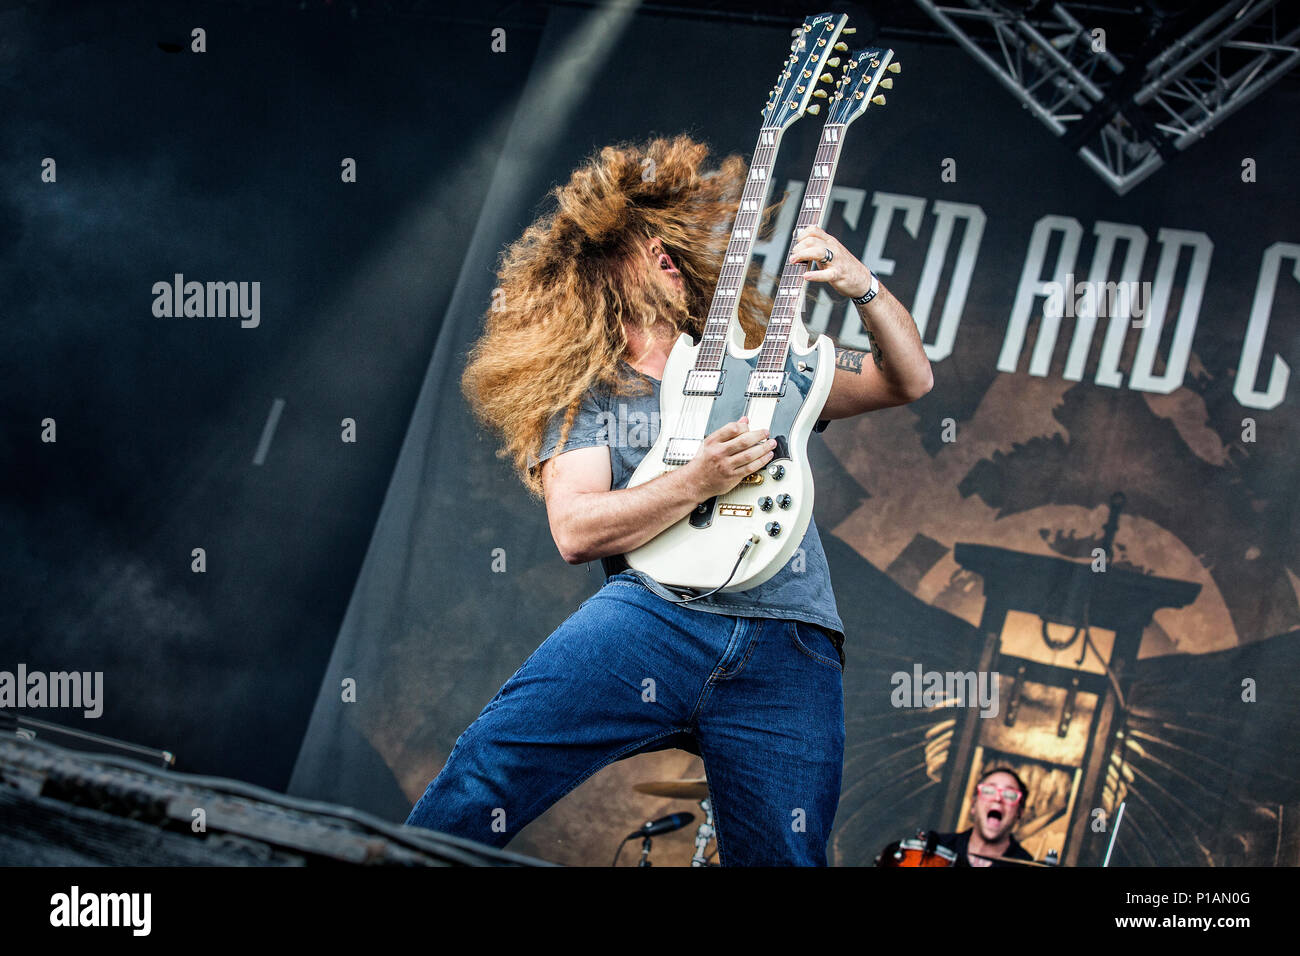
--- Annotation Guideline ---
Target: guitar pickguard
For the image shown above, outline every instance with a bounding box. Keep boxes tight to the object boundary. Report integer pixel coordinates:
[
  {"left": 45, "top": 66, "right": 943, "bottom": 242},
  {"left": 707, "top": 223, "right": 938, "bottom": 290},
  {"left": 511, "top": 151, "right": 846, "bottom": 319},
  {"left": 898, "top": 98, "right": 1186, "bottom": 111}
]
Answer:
[{"left": 703, "top": 349, "right": 819, "bottom": 450}]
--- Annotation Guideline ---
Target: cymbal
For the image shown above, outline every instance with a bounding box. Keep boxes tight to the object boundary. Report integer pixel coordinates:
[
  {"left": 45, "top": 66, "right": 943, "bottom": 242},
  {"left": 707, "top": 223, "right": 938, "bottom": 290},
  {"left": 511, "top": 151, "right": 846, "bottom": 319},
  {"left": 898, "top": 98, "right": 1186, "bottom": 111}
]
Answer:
[{"left": 633, "top": 778, "right": 710, "bottom": 799}]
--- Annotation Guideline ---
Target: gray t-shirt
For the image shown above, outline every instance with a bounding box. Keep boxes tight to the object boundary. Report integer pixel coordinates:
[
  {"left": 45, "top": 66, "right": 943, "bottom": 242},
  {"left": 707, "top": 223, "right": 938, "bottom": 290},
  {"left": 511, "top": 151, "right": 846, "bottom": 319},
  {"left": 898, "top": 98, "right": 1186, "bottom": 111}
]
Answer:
[{"left": 535, "top": 363, "right": 844, "bottom": 637}]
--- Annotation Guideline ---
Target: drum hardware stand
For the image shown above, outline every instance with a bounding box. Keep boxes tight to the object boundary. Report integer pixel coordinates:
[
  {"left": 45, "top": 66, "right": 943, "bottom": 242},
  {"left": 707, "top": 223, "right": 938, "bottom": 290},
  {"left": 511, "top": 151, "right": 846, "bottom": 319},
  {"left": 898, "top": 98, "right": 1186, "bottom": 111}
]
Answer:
[
  {"left": 637, "top": 834, "right": 654, "bottom": 867},
  {"left": 690, "top": 797, "right": 715, "bottom": 867}
]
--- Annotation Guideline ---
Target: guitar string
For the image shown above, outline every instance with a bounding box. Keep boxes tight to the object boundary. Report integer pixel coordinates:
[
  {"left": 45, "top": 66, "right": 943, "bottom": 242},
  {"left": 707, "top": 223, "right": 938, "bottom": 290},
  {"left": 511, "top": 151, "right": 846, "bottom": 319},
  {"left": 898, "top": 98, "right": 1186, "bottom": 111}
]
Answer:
[
  {"left": 668, "top": 124, "right": 840, "bottom": 462},
  {"left": 667, "top": 136, "right": 777, "bottom": 465},
  {"left": 744, "top": 126, "right": 840, "bottom": 422}
]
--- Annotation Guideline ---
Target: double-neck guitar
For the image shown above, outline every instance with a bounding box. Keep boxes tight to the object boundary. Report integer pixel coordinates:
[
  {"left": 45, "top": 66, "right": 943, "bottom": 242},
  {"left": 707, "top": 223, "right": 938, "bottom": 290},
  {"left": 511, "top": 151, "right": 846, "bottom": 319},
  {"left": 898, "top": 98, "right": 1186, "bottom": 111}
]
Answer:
[{"left": 624, "top": 41, "right": 902, "bottom": 595}]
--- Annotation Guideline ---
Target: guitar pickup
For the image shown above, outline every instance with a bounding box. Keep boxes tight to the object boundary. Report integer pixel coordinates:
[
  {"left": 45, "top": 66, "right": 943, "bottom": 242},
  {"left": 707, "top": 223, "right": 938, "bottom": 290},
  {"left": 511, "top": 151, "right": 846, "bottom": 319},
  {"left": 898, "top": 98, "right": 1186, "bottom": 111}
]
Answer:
[
  {"left": 745, "top": 371, "right": 786, "bottom": 397},
  {"left": 684, "top": 370, "right": 723, "bottom": 395},
  {"left": 664, "top": 437, "right": 702, "bottom": 465}
]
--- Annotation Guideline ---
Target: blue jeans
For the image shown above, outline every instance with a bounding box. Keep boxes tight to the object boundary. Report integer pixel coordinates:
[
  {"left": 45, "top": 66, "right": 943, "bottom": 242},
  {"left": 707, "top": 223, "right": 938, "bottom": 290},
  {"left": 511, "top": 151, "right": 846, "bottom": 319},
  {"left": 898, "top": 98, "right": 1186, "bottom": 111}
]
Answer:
[{"left": 404, "top": 571, "right": 845, "bottom": 865}]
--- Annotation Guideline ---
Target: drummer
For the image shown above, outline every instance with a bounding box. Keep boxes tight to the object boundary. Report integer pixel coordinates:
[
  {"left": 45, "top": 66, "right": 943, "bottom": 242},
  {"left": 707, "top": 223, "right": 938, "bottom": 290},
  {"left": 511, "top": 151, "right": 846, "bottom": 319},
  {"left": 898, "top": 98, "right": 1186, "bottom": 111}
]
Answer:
[{"left": 932, "top": 767, "right": 1036, "bottom": 867}]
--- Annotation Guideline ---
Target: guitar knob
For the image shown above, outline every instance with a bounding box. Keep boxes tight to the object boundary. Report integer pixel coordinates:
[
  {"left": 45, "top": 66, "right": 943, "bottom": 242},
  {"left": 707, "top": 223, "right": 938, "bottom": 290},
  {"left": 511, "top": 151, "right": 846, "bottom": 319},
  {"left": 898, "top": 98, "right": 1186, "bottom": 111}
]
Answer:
[
  {"left": 758, "top": 496, "right": 774, "bottom": 512},
  {"left": 765, "top": 522, "right": 782, "bottom": 537},
  {"left": 777, "top": 494, "right": 792, "bottom": 509},
  {"left": 767, "top": 464, "right": 785, "bottom": 480}
]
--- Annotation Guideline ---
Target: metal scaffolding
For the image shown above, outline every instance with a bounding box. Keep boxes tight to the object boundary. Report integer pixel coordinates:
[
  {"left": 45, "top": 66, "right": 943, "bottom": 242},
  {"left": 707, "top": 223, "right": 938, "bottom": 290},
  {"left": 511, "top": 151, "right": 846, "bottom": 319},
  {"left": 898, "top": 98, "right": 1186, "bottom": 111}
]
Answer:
[{"left": 913, "top": 0, "right": 1300, "bottom": 194}]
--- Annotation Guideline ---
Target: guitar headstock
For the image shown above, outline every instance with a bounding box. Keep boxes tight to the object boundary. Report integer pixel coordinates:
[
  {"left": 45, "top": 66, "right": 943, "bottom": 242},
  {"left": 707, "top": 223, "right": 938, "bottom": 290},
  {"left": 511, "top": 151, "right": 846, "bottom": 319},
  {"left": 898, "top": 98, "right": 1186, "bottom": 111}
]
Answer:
[
  {"left": 826, "top": 47, "right": 902, "bottom": 128},
  {"left": 760, "top": 13, "right": 850, "bottom": 131}
]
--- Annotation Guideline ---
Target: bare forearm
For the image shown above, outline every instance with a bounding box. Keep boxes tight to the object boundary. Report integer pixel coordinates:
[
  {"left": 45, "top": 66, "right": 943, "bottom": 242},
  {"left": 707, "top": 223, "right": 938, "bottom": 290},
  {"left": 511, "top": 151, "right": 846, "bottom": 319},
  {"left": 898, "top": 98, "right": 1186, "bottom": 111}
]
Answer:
[
  {"left": 849, "top": 280, "right": 933, "bottom": 400},
  {"left": 554, "top": 467, "right": 705, "bottom": 564},
  {"left": 821, "top": 280, "right": 933, "bottom": 417},
  {"left": 788, "top": 224, "right": 933, "bottom": 411}
]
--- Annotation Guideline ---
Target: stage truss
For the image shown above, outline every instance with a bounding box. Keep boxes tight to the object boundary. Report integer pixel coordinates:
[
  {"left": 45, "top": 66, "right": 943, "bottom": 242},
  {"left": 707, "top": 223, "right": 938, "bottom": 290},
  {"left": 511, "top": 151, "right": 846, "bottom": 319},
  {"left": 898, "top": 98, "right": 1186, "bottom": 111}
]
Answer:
[{"left": 913, "top": 0, "right": 1300, "bottom": 193}]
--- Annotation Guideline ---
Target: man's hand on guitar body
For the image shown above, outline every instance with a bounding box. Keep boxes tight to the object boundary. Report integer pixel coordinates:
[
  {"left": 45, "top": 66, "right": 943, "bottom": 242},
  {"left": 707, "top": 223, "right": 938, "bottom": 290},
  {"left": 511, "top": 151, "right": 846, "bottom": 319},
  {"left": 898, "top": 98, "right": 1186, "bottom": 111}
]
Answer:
[
  {"left": 541, "top": 418, "right": 774, "bottom": 565},
  {"left": 682, "top": 418, "right": 776, "bottom": 500}
]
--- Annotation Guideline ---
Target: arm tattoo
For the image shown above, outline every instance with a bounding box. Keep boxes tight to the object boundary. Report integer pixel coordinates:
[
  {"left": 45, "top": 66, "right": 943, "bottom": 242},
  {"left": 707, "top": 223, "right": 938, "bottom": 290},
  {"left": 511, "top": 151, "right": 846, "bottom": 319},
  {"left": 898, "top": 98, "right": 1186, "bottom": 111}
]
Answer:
[
  {"left": 864, "top": 328, "right": 885, "bottom": 370},
  {"left": 834, "top": 348, "right": 865, "bottom": 375}
]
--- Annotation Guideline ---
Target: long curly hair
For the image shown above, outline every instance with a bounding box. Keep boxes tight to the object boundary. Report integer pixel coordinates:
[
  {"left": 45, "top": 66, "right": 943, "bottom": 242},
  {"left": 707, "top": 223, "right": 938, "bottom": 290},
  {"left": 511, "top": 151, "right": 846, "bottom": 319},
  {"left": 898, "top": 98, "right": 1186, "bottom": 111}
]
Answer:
[{"left": 461, "top": 134, "right": 779, "bottom": 498}]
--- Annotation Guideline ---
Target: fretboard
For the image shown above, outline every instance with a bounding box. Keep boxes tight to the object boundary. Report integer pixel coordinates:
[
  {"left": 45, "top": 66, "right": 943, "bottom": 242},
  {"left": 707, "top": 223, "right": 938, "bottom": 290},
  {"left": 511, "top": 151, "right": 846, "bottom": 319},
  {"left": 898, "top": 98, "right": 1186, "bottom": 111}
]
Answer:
[
  {"left": 756, "top": 122, "right": 846, "bottom": 373},
  {"left": 694, "top": 127, "right": 783, "bottom": 371}
]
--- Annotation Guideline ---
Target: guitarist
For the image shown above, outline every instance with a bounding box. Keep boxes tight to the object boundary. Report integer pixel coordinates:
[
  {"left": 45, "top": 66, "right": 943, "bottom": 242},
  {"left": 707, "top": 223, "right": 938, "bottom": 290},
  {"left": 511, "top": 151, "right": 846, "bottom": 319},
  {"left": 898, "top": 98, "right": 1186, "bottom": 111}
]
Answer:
[{"left": 405, "top": 135, "right": 933, "bottom": 865}]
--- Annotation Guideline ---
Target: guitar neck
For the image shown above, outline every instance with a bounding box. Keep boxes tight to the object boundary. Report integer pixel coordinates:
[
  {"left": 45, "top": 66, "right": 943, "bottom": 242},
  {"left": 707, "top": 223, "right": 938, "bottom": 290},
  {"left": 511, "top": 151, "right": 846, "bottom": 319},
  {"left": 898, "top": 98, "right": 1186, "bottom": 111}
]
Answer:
[
  {"left": 756, "top": 122, "right": 847, "bottom": 373},
  {"left": 695, "top": 126, "right": 784, "bottom": 372}
]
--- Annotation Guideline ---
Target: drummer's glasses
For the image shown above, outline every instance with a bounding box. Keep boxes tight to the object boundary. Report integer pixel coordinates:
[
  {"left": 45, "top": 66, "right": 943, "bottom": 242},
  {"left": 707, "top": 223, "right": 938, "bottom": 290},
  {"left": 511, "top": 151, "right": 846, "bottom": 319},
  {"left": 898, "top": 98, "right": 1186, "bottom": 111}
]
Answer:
[{"left": 976, "top": 784, "right": 1023, "bottom": 804}]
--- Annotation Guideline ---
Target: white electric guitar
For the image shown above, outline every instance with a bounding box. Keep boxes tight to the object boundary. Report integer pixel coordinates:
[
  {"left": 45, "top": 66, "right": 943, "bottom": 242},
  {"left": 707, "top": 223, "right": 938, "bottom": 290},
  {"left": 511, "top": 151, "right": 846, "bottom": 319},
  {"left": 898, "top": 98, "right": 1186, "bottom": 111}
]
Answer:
[{"left": 624, "top": 45, "right": 902, "bottom": 595}]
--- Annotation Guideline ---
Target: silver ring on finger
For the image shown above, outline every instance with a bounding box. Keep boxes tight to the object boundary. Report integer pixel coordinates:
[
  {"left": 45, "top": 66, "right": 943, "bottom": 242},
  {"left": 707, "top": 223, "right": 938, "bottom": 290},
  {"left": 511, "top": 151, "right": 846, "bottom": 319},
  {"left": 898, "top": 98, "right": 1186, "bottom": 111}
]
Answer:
[{"left": 821, "top": 247, "right": 833, "bottom": 265}]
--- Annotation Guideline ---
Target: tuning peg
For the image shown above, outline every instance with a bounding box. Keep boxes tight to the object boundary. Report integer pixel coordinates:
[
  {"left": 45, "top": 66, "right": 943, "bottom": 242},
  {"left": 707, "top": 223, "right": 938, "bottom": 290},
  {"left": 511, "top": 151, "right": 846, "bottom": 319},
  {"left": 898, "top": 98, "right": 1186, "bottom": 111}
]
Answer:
[
  {"left": 819, "top": 72, "right": 833, "bottom": 83},
  {"left": 834, "top": 42, "right": 848, "bottom": 52},
  {"left": 806, "top": 104, "right": 821, "bottom": 115},
  {"left": 813, "top": 89, "right": 828, "bottom": 98},
  {"left": 826, "top": 57, "right": 840, "bottom": 67},
  {"left": 842, "top": 27, "right": 857, "bottom": 34},
  {"left": 871, "top": 94, "right": 886, "bottom": 105},
  {"left": 888, "top": 62, "right": 901, "bottom": 73},
  {"left": 879, "top": 78, "right": 893, "bottom": 89}
]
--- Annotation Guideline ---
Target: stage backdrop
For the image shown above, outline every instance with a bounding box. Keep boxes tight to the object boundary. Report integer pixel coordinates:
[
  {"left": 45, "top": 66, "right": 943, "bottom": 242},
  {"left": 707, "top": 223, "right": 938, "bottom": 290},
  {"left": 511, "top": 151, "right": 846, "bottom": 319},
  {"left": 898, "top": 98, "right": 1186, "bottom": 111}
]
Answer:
[{"left": 289, "top": 7, "right": 1300, "bottom": 866}]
